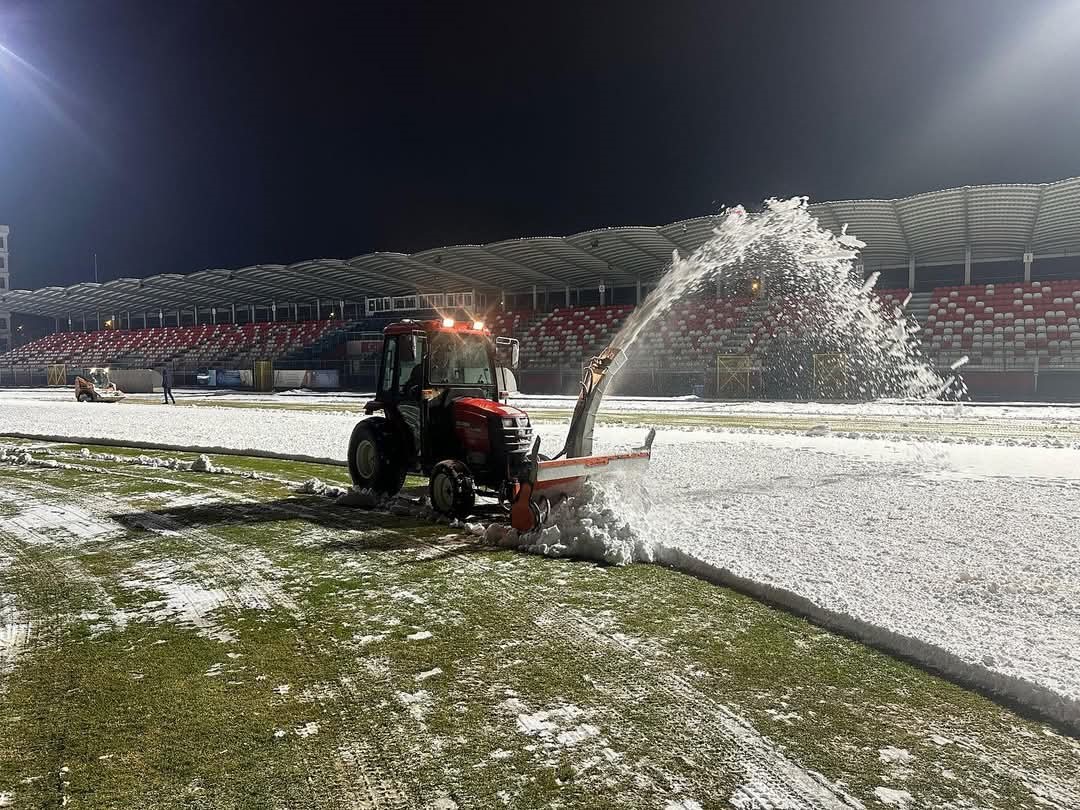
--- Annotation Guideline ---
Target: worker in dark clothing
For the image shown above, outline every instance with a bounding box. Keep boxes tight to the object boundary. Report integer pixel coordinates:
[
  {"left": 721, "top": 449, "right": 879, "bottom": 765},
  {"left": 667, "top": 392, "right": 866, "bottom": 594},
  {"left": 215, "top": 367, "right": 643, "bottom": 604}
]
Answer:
[{"left": 161, "top": 366, "right": 176, "bottom": 405}]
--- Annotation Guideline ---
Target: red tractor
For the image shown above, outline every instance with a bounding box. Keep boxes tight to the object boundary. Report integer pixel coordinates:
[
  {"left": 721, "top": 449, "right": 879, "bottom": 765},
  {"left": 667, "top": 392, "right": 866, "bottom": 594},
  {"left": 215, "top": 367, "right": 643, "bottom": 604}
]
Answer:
[
  {"left": 349, "top": 318, "right": 653, "bottom": 532},
  {"left": 74, "top": 367, "right": 126, "bottom": 403}
]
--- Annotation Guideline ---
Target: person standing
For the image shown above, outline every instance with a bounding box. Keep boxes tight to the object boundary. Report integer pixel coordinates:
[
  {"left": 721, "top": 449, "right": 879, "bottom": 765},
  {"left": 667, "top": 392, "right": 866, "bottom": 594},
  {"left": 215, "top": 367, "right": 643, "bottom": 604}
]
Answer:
[{"left": 161, "top": 365, "right": 176, "bottom": 405}]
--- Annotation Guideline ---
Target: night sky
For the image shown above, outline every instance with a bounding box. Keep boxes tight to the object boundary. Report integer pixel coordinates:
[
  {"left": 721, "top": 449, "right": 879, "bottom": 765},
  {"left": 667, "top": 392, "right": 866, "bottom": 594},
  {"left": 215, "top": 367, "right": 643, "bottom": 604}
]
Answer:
[{"left": 1, "top": 0, "right": 1079, "bottom": 290}]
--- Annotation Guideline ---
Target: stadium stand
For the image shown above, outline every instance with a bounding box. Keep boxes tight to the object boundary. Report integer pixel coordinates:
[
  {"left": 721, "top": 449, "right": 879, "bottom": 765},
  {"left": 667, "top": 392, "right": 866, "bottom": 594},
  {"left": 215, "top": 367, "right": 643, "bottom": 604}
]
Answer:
[
  {"left": 629, "top": 297, "right": 750, "bottom": 369},
  {"left": 744, "top": 288, "right": 910, "bottom": 357},
  {"left": 924, "top": 281, "right": 1080, "bottom": 367},
  {"left": 8, "top": 282, "right": 1079, "bottom": 380},
  {"left": 517, "top": 305, "right": 634, "bottom": 368},
  {"left": 0, "top": 320, "right": 342, "bottom": 369}
]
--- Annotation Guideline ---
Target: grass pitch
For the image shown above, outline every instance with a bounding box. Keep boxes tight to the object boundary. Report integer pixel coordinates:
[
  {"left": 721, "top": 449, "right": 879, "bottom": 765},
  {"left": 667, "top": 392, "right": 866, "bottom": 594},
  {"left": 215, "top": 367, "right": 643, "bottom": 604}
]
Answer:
[{"left": 0, "top": 441, "right": 1077, "bottom": 808}]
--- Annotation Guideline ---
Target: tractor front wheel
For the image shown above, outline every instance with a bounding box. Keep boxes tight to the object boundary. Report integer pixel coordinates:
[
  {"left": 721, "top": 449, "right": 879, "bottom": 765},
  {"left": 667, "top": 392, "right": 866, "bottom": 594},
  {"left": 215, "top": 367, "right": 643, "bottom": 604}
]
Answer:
[
  {"left": 429, "top": 460, "right": 476, "bottom": 519},
  {"left": 347, "top": 418, "right": 406, "bottom": 495}
]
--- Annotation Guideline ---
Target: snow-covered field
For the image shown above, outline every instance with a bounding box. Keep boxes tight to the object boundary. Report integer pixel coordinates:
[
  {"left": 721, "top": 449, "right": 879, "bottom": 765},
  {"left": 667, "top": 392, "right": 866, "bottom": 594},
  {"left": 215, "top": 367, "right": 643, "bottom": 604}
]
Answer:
[
  {"left": 7, "top": 385, "right": 1080, "bottom": 424},
  {"left": 1, "top": 392, "right": 1078, "bottom": 729}
]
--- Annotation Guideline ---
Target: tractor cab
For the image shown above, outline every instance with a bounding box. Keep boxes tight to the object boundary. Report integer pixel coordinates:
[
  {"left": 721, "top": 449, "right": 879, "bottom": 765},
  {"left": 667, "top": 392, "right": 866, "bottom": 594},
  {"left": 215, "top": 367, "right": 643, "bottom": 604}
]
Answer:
[{"left": 354, "top": 319, "right": 532, "bottom": 514}]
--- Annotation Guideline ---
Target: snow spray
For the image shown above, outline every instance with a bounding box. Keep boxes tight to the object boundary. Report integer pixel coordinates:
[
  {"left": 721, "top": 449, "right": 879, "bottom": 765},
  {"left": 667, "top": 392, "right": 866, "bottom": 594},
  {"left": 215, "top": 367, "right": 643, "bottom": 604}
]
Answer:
[
  {"left": 505, "top": 198, "right": 964, "bottom": 565},
  {"left": 609, "top": 197, "right": 959, "bottom": 401}
]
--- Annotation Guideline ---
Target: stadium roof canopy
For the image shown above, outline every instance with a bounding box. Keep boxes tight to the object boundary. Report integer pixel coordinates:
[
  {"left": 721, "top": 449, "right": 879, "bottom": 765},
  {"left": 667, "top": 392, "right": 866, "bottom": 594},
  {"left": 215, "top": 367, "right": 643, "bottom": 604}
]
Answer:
[{"left": 4, "top": 176, "right": 1080, "bottom": 319}]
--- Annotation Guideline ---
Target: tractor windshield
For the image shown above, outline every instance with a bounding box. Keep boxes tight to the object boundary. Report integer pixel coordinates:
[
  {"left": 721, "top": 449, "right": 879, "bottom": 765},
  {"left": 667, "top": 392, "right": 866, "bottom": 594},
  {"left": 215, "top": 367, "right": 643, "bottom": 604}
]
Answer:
[
  {"left": 90, "top": 369, "right": 110, "bottom": 387},
  {"left": 428, "top": 332, "right": 494, "bottom": 388}
]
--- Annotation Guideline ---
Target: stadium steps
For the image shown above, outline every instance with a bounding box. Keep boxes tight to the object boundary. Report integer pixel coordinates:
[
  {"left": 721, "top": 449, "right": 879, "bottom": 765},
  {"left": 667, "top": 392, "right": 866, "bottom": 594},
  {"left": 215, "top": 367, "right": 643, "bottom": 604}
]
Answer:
[
  {"left": 906, "top": 291, "right": 933, "bottom": 326},
  {"left": 276, "top": 320, "right": 362, "bottom": 366},
  {"left": 724, "top": 299, "right": 770, "bottom": 354}
]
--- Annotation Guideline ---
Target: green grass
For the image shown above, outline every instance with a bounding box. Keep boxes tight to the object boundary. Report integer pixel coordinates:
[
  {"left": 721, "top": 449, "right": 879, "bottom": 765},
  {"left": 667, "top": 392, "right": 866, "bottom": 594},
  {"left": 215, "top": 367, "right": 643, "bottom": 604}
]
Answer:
[{"left": 0, "top": 442, "right": 1077, "bottom": 808}]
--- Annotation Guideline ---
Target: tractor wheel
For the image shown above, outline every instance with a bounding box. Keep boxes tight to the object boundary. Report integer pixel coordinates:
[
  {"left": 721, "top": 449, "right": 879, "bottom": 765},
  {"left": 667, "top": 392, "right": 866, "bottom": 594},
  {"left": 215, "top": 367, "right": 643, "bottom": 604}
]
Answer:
[
  {"left": 429, "top": 460, "right": 476, "bottom": 519},
  {"left": 77, "top": 393, "right": 90, "bottom": 403},
  {"left": 347, "top": 418, "right": 406, "bottom": 495}
]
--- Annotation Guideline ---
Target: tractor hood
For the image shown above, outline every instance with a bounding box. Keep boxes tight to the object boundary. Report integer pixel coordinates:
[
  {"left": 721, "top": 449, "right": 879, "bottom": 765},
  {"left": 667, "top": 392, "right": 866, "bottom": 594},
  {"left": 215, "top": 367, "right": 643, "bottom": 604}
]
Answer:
[{"left": 451, "top": 397, "right": 526, "bottom": 421}]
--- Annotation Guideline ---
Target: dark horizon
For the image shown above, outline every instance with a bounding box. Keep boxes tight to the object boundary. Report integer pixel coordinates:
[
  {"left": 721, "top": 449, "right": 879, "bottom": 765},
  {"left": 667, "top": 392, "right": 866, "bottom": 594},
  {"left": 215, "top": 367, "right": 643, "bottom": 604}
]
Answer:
[{"left": 1, "top": 0, "right": 1079, "bottom": 291}]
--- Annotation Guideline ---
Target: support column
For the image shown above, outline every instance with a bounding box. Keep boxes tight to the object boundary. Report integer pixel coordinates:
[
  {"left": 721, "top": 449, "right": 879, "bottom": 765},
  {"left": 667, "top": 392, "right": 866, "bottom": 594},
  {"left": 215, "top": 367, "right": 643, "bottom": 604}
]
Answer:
[
  {"left": 175, "top": 310, "right": 181, "bottom": 327},
  {"left": 531, "top": 285, "right": 538, "bottom": 310},
  {"left": 908, "top": 256, "right": 916, "bottom": 291},
  {"left": 82, "top": 314, "right": 87, "bottom": 331},
  {"left": 316, "top": 299, "right": 321, "bottom": 320},
  {"left": 272, "top": 301, "right": 277, "bottom": 322},
  {"left": 339, "top": 299, "right": 345, "bottom": 320},
  {"left": 158, "top": 309, "right": 163, "bottom": 327},
  {"left": 964, "top": 246, "right": 972, "bottom": 286},
  {"left": 250, "top": 304, "right": 255, "bottom": 323},
  {"left": 636, "top": 278, "right": 642, "bottom": 304},
  {"left": 193, "top": 304, "right": 199, "bottom": 325},
  {"left": 1024, "top": 251, "right": 1033, "bottom": 283},
  {"left": 564, "top": 286, "right": 571, "bottom": 307},
  {"left": 231, "top": 303, "right": 236, "bottom": 324},
  {"left": 211, "top": 307, "right": 217, "bottom": 325},
  {"left": 293, "top": 303, "right": 299, "bottom": 322},
  {"left": 599, "top": 282, "right": 605, "bottom": 307}
]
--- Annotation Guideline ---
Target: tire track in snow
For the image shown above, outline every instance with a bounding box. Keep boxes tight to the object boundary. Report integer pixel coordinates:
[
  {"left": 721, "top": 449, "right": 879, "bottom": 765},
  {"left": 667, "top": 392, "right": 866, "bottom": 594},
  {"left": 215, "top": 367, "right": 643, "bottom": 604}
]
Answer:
[
  {"left": 0, "top": 483, "right": 120, "bottom": 690},
  {"left": 275, "top": 493, "right": 852, "bottom": 805},
  {"left": 92, "top": 468, "right": 422, "bottom": 807},
  {"left": 0, "top": 468, "right": 410, "bottom": 808},
  {"left": 367, "top": 532, "right": 857, "bottom": 807}
]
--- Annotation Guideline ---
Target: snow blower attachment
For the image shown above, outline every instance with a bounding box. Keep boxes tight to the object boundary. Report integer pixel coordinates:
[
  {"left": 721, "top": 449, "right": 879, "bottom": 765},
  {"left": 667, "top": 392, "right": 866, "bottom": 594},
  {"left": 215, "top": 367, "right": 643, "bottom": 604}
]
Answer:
[{"left": 349, "top": 319, "right": 654, "bottom": 531}]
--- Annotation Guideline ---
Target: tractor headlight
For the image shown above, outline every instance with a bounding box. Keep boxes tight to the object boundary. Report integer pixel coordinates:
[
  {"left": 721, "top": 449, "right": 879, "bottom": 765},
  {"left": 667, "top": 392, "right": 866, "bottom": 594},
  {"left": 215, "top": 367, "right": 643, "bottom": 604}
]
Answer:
[{"left": 502, "top": 417, "right": 516, "bottom": 429}]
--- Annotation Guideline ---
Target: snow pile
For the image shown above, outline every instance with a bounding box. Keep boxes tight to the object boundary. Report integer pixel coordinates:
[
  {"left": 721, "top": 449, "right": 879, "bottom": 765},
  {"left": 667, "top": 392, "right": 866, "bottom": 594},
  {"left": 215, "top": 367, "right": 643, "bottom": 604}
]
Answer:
[
  {"left": 878, "top": 747, "right": 915, "bottom": 766},
  {"left": 873, "top": 787, "right": 914, "bottom": 808},
  {"left": 488, "top": 477, "right": 652, "bottom": 566},
  {"left": 0, "top": 447, "right": 34, "bottom": 465},
  {"left": 1, "top": 443, "right": 278, "bottom": 483},
  {"left": 501, "top": 697, "right": 602, "bottom": 753},
  {"left": 334, "top": 487, "right": 382, "bottom": 508},
  {"left": 295, "top": 478, "right": 349, "bottom": 498},
  {"left": 396, "top": 690, "right": 432, "bottom": 723}
]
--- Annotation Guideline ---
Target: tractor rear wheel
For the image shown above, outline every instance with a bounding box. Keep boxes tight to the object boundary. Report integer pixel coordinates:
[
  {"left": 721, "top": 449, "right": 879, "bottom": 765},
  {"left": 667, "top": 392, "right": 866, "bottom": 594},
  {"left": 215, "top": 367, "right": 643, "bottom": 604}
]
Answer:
[
  {"left": 429, "top": 460, "right": 476, "bottom": 518},
  {"left": 347, "top": 418, "right": 406, "bottom": 495}
]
